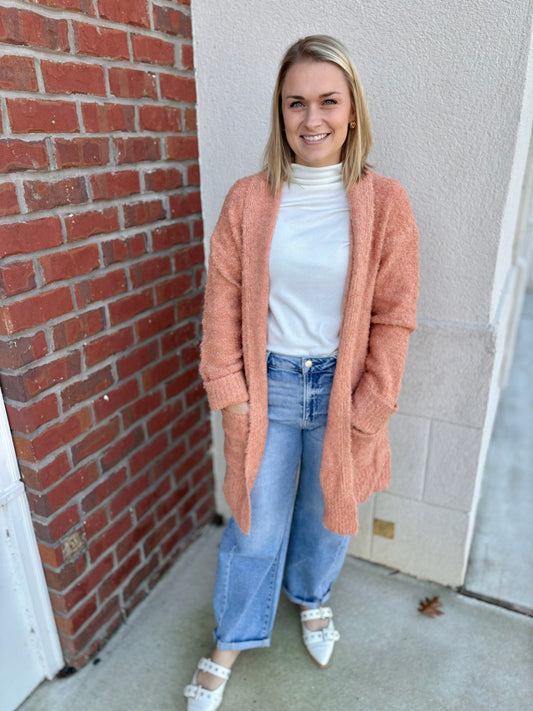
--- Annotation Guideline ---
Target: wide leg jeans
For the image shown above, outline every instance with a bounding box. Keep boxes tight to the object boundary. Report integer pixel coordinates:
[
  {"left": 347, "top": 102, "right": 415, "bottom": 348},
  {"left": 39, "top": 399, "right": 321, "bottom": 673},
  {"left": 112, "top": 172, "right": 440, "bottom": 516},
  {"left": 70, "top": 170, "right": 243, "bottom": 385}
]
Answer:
[{"left": 213, "top": 352, "right": 351, "bottom": 651}]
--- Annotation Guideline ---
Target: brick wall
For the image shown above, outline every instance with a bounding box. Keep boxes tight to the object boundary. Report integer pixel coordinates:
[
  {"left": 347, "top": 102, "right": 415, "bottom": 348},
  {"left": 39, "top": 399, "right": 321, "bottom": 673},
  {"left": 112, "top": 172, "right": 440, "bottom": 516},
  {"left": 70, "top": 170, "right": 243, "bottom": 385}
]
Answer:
[{"left": 0, "top": 0, "right": 215, "bottom": 668}]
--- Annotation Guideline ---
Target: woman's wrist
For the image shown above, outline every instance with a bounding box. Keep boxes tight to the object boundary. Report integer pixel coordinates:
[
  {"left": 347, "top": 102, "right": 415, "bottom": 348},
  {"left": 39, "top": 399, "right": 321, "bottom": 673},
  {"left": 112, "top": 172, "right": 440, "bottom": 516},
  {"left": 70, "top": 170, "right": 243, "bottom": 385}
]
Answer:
[{"left": 223, "top": 401, "right": 250, "bottom": 415}]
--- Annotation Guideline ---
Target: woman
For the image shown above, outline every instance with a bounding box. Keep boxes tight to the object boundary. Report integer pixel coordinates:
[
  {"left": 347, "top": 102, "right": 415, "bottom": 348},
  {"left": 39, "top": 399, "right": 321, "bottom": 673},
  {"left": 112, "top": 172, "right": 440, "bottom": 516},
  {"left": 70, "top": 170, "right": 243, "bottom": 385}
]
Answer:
[{"left": 184, "top": 35, "right": 419, "bottom": 710}]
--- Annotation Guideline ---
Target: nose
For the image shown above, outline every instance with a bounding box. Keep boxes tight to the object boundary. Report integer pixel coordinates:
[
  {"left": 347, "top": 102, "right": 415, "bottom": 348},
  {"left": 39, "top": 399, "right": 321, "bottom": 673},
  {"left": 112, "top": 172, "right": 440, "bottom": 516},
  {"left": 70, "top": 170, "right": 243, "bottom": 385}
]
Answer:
[{"left": 303, "top": 104, "right": 321, "bottom": 129}]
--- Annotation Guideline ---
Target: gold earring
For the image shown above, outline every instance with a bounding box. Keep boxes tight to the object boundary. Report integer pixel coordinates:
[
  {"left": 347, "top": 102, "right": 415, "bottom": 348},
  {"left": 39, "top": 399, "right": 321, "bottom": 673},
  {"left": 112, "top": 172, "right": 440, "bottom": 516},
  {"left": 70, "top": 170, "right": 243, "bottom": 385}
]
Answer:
[{"left": 350, "top": 121, "right": 356, "bottom": 129}]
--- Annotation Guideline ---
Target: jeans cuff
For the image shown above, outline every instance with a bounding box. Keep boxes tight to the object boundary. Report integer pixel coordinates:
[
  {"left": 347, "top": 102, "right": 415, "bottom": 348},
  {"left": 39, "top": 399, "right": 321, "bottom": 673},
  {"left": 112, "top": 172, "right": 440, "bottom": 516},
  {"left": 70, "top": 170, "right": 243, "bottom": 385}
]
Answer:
[
  {"left": 213, "top": 632, "right": 271, "bottom": 651},
  {"left": 282, "top": 586, "right": 331, "bottom": 608}
]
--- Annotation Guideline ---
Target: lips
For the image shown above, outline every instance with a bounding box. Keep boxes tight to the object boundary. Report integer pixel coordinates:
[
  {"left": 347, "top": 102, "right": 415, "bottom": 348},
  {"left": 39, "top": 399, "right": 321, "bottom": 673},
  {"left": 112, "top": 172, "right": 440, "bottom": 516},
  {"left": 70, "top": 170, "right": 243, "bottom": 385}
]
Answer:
[{"left": 302, "top": 133, "right": 329, "bottom": 143}]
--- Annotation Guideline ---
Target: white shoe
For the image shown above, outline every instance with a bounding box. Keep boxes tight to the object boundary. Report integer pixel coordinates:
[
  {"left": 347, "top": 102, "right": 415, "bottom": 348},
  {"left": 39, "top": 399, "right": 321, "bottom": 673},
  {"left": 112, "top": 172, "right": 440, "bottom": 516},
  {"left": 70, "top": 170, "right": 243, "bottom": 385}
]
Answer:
[
  {"left": 184, "top": 657, "right": 231, "bottom": 711},
  {"left": 300, "top": 607, "right": 340, "bottom": 668}
]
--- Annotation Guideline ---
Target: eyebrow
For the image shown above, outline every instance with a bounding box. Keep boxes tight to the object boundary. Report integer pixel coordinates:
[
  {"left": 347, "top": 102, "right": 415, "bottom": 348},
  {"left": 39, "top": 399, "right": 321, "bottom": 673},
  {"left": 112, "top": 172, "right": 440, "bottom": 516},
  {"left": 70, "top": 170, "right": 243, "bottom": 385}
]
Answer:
[{"left": 284, "top": 91, "right": 343, "bottom": 100}]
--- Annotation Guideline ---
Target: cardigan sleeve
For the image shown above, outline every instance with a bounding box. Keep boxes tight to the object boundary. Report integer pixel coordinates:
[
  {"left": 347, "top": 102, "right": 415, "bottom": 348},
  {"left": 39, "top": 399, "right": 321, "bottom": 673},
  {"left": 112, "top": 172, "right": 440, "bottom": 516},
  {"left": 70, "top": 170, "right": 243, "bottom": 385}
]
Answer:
[
  {"left": 351, "top": 181, "right": 419, "bottom": 434},
  {"left": 200, "top": 181, "right": 250, "bottom": 411}
]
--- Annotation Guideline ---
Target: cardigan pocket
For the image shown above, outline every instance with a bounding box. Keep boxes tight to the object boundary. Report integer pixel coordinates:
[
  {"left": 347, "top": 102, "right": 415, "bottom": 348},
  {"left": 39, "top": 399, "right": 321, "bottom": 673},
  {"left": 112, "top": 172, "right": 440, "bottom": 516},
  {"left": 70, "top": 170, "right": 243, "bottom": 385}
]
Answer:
[
  {"left": 350, "top": 424, "right": 391, "bottom": 501},
  {"left": 221, "top": 409, "right": 249, "bottom": 491}
]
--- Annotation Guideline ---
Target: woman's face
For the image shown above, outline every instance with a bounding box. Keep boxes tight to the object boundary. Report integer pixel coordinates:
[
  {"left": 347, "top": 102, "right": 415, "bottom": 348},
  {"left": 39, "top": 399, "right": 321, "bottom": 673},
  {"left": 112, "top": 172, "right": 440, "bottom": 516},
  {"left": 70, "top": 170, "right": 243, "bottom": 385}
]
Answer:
[{"left": 281, "top": 60, "right": 354, "bottom": 168}]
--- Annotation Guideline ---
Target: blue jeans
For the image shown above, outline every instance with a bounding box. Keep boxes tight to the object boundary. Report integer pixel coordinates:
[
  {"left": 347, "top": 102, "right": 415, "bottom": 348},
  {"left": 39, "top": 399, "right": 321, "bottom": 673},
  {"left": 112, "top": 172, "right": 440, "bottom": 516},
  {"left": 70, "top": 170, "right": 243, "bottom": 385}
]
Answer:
[{"left": 213, "top": 352, "right": 351, "bottom": 651}]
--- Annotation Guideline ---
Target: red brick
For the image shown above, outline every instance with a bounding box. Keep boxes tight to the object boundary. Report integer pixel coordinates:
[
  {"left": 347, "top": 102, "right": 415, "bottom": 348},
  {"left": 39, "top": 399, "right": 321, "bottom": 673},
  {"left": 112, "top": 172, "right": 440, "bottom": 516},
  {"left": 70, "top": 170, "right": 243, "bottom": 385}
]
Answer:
[
  {"left": 0, "top": 332, "right": 48, "bottom": 370},
  {"left": 0, "top": 183, "right": 19, "bottom": 216},
  {"left": 75, "top": 270, "right": 127, "bottom": 307},
  {"left": 166, "top": 136, "right": 198, "bottom": 160},
  {"left": 174, "top": 244, "right": 204, "bottom": 272},
  {"left": 7, "top": 98, "right": 79, "bottom": 134},
  {"left": 155, "top": 273, "right": 192, "bottom": 304},
  {"left": 159, "top": 74, "right": 196, "bottom": 102},
  {"left": 98, "top": 0, "right": 149, "bottom": 27},
  {"left": 71, "top": 417, "right": 120, "bottom": 465},
  {"left": 6, "top": 394, "right": 59, "bottom": 435},
  {"left": 108, "top": 288, "right": 154, "bottom": 326},
  {"left": 130, "top": 257, "right": 172, "bottom": 290},
  {"left": 150, "top": 439, "right": 186, "bottom": 482},
  {"left": 89, "top": 510, "right": 132, "bottom": 561},
  {"left": 30, "top": 0, "right": 95, "bottom": 13},
  {"left": 50, "top": 554, "right": 112, "bottom": 616},
  {"left": 82, "top": 103, "right": 135, "bottom": 133},
  {"left": 152, "top": 5, "right": 191, "bottom": 37},
  {"left": 0, "top": 139, "right": 48, "bottom": 173},
  {"left": 42, "top": 554, "right": 87, "bottom": 593},
  {"left": 29, "top": 461, "right": 99, "bottom": 516},
  {"left": 152, "top": 223, "right": 190, "bottom": 251},
  {"left": 117, "top": 341, "right": 158, "bottom": 379},
  {"left": 101, "top": 234, "right": 146, "bottom": 265},
  {"left": 91, "top": 170, "right": 140, "bottom": 200},
  {"left": 81, "top": 469, "right": 126, "bottom": 513},
  {"left": 109, "top": 67, "right": 157, "bottom": 99},
  {"left": 74, "top": 21, "right": 129, "bottom": 59},
  {"left": 123, "top": 200, "right": 166, "bottom": 228},
  {"left": 39, "top": 244, "right": 100, "bottom": 285},
  {"left": 0, "top": 55, "right": 38, "bottom": 91},
  {"left": 144, "top": 167, "right": 182, "bottom": 192},
  {"left": 134, "top": 476, "right": 169, "bottom": 520},
  {"left": 55, "top": 594, "right": 99, "bottom": 637},
  {"left": 24, "top": 177, "right": 88, "bottom": 213},
  {"left": 0, "top": 217, "right": 62, "bottom": 259},
  {"left": 42, "top": 60, "right": 105, "bottom": 96},
  {"left": 0, "top": 286, "right": 73, "bottom": 336},
  {"left": 0, "top": 7, "right": 69, "bottom": 51},
  {"left": 15, "top": 351, "right": 82, "bottom": 401},
  {"left": 115, "top": 137, "right": 160, "bottom": 165},
  {"left": 141, "top": 353, "right": 179, "bottom": 391},
  {"left": 129, "top": 432, "right": 167, "bottom": 477},
  {"left": 109, "top": 472, "right": 150, "bottom": 519},
  {"left": 132, "top": 34, "right": 174, "bottom": 66},
  {"left": 139, "top": 106, "right": 182, "bottom": 133},
  {"left": 38, "top": 541, "right": 64, "bottom": 568},
  {"left": 187, "top": 163, "right": 200, "bottom": 186},
  {"left": 121, "top": 390, "right": 161, "bottom": 428},
  {"left": 123, "top": 553, "right": 158, "bottom": 600},
  {"left": 84, "top": 327, "right": 134, "bottom": 367},
  {"left": 169, "top": 191, "right": 201, "bottom": 218},
  {"left": 165, "top": 364, "right": 198, "bottom": 399},
  {"left": 29, "top": 407, "right": 92, "bottom": 461},
  {"left": 160, "top": 321, "right": 195, "bottom": 356},
  {"left": 184, "top": 107, "right": 197, "bottom": 132},
  {"left": 65, "top": 207, "right": 119, "bottom": 242},
  {"left": 0, "top": 260, "right": 35, "bottom": 298},
  {"left": 185, "top": 380, "right": 205, "bottom": 408},
  {"left": 98, "top": 549, "right": 141, "bottom": 602},
  {"left": 20, "top": 453, "right": 70, "bottom": 492},
  {"left": 134, "top": 305, "right": 174, "bottom": 342},
  {"left": 147, "top": 400, "right": 183, "bottom": 436},
  {"left": 100, "top": 426, "right": 143, "bottom": 470},
  {"left": 53, "top": 309, "right": 105, "bottom": 349},
  {"left": 55, "top": 138, "right": 109, "bottom": 169},
  {"left": 177, "top": 292, "right": 203, "bottom": 320},
  {"left": 58, "top": 596, "right": 121, "bottom": 662},
  {"left": 181, "top": 43, "right": 193, "bottom": 70},
  {"left": 61, "top": 366, "right": 113, "bottom": 411},
  {"left": 143, "top": 515, "right": 174, "bottom": 557},
  {"left": 35, "top": 505, "right": 81, "bottom": 544},
  {"left": 188, "top": 418, "right": 211, "bottom": 449}
]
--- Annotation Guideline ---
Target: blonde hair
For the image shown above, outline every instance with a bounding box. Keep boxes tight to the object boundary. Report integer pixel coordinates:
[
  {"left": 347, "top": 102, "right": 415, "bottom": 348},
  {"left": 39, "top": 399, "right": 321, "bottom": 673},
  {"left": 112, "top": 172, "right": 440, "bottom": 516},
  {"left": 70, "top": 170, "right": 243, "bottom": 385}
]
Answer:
[{"left": 263, "top": 35, "right": 372, "bottom": 194}]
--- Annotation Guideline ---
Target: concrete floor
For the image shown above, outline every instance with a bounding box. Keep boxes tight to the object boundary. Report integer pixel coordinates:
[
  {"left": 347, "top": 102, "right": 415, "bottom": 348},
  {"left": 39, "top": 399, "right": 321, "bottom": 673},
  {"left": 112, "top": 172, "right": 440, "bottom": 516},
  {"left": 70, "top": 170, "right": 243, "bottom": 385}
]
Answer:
[
  {"left": 19, "top": 524, "right": 533, "bottom": 711},
  {"left": 464, "top": 292, "right": 533, "bottom": 612}
]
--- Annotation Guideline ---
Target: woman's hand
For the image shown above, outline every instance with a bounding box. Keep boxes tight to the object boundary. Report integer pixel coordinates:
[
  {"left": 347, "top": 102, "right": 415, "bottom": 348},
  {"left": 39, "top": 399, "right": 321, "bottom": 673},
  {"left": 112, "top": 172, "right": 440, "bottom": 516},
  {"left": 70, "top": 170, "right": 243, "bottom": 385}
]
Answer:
[{"left": 223, "top": 401, "right": 250, "bottom": 415}]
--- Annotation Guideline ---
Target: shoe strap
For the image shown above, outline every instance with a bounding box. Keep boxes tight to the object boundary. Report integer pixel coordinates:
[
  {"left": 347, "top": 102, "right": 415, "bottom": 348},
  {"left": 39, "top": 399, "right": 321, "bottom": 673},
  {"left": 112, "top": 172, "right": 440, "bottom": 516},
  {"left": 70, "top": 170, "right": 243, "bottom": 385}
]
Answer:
[
  {"left": 197, "top": 657, "right": 232, "bottom": 680},
  {"left": 184, "top": 683, "right": 225, "bottom": 701},
  {"left": 302, "top": 625, "right": 341, "bottom": 644},
  {"left": 300, "top": 606, "right": 333, "bottom": 622}
]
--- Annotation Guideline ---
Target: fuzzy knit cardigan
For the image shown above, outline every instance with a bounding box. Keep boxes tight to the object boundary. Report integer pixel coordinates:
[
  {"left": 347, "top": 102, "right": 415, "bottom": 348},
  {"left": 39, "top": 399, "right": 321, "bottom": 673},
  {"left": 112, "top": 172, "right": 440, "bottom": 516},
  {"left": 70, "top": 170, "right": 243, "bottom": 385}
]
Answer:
[{"left": 200, "top": 168, "right": 419, "bottom": 536}]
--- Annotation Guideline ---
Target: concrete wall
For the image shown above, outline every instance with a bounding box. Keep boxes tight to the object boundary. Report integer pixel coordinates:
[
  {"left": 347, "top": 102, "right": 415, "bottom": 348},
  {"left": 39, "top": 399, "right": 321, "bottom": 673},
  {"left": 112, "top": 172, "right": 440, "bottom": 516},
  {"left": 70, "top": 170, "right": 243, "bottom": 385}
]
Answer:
[{"left": 192, "top": 0, "right": 533, "bottom": 586}]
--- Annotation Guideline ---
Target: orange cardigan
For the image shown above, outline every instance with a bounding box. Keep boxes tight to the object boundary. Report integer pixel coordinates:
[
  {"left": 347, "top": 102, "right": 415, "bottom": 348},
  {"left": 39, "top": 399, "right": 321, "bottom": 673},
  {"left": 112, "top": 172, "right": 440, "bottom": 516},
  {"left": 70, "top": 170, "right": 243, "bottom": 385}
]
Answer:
[{"left": 200, "top": 169, "right": 419, "bottom": 535}]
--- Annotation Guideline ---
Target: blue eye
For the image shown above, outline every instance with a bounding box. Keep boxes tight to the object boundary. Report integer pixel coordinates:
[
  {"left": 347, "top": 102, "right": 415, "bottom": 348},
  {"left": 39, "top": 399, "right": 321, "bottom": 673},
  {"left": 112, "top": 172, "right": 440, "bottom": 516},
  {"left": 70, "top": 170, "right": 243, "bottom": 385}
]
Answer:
[
  {"left": 324, "top": 99, "right": 337, "bottom": 105},
  {"left": 289, "top": 101, "right": 303, "bottom": 108}
]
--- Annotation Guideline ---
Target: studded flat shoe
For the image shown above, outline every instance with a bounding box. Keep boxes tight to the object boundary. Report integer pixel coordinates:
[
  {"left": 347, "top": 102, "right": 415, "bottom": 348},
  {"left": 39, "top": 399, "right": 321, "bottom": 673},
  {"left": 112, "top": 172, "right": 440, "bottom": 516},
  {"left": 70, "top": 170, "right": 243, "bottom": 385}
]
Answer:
[
  {"left": 300, "top": 606, "right": 340, "bottom": 668},
  {"left": 184, "top": 657, "right": 231, "bottom": 711}
]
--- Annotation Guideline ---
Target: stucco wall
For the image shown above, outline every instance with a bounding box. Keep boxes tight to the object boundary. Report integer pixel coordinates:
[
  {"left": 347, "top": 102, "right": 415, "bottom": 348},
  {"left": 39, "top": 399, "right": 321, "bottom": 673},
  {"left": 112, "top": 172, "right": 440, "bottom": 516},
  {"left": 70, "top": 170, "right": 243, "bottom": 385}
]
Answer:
[{"left": 192, "top": 0, "right": 533, "bottom": 586}]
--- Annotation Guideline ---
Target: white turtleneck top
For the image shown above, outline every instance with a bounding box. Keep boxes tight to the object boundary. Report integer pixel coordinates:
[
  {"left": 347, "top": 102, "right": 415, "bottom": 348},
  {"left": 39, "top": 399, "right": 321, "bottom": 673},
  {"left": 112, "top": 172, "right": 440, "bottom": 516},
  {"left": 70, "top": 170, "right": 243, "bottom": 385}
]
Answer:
[{"left": 266, "top": 162, "right": 350, "bottom": 356}]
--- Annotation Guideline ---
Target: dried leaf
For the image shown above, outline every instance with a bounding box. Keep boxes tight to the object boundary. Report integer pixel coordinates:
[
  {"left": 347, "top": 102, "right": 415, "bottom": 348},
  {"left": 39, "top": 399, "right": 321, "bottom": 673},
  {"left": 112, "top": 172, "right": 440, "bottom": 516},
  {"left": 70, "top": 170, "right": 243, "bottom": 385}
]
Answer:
[{"left": 418, "top": 595, "right": 444, "bottom": 618}]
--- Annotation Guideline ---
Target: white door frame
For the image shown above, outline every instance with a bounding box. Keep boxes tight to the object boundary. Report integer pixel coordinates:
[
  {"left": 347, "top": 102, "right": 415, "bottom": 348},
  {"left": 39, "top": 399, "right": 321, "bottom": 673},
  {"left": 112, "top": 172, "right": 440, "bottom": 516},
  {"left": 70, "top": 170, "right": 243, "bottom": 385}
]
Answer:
[{"left": 0, "top": 385, "right": 63, "bottom": 697}]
